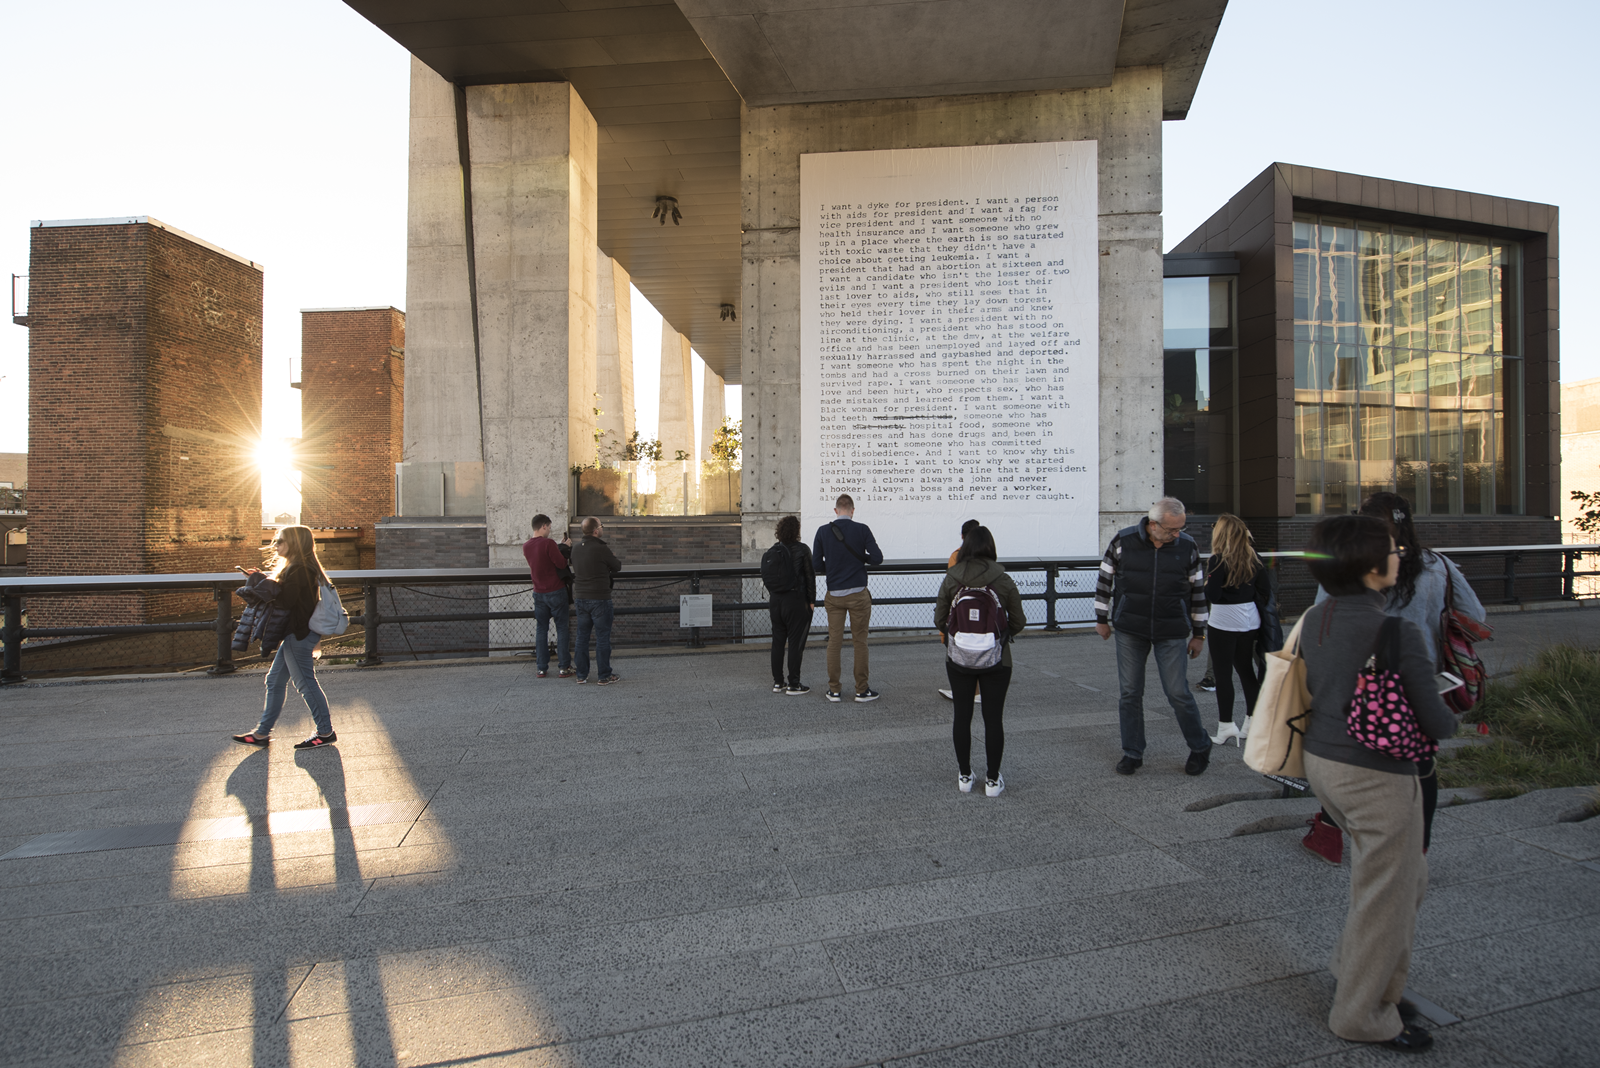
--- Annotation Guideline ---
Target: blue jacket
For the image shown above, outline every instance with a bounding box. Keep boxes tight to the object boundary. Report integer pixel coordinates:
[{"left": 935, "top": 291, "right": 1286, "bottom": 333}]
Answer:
[{"left": 811, "top": 516, "right": 883, "bottom": 594}]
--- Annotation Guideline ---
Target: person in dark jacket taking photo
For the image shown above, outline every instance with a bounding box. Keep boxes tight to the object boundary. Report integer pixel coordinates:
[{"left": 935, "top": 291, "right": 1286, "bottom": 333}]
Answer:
[
  {"left": 812, "top": 494, "right": 884, "bottom": 703},
  {"left": 232, "top": 525, "right": 338, "bottom": 749},
  {"left": 1093, "top": 497, "right": 1212, "bottom": 776},
  {"left": 765, "top": 515, "right": 816, "bottom": 695},
  {"left": 570, "top": 516, "right": 623, "bottom": 685}
]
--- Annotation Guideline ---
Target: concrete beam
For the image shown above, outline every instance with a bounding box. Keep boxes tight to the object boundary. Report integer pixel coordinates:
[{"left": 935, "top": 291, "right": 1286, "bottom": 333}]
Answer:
[
  {"left": 403, "top": 57, "right": 480, "bottom": 466},
  {"left": 465, "top": 82, "right": 599, "bottom": 566},
  {"left": 700, "top": 364, "right": 726, "bottom": 464},
  {"left": 657, "top": 325, "right": 696, "bottom": 514},
  {"left": 596, "top": 250, "right": 635, "bottom": 461}
]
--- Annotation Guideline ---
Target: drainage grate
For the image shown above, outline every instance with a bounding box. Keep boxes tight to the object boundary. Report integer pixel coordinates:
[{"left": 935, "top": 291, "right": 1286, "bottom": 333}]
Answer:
[{"left": 0, "top": 799, "right": 428, "bottom": 860}]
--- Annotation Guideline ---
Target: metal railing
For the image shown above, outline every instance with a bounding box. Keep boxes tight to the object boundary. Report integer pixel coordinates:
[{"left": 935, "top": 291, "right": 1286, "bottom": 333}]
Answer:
[{"left": 3, "top": 545, "right": 1597, "bottom": 683}]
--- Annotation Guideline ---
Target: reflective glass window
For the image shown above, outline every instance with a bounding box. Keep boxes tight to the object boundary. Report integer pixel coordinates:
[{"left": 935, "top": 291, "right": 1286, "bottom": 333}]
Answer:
[
  {"left": 1295, "top": 402, "right": 1321, "bottom": 515},
  {"left": 1163, "top": 276, "right": 1238, "bottom": 512},
  {"left": 1426, "top": 235, "right": 1459, "bottom": 353},
  {"left": 1286, "top": 216, "right": 1521, "bottom": 515}
]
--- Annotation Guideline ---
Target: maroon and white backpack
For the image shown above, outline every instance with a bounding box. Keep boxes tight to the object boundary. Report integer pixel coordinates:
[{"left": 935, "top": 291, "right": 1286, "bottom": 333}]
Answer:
[{"left": 945, "top": 584, "right": 1008, "bottom": 669}]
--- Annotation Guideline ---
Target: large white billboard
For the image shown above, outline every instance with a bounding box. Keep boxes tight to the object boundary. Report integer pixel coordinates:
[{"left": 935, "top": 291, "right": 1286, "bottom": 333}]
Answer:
[{"left": 800, "top": 141, "right": 1099, "bottom": 559}]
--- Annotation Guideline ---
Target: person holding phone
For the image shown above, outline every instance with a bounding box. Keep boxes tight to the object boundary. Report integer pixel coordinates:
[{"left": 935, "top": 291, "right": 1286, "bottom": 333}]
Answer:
[
  {"left": 232, "top": 525, "right": 338, "bottom": 749},
  {"left": 1299, "top": 514, "right": 1456, "bottom": 1053},
  {"left": 1305, "top": 493, "right": 1487, "bottom": 862}
]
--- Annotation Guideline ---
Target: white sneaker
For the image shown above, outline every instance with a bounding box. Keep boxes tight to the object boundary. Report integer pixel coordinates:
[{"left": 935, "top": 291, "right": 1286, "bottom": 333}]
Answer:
[
  {"left": 958, "top": 772, "right": 975, "bottom": 793},
  {"left": 985, "top": 775, "right": 1005, "bottom": 798}
]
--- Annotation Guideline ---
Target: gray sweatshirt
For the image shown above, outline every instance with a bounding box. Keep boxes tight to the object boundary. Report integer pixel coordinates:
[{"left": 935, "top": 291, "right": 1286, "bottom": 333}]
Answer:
[
  {"left": 1300, "top": 589, "right": 1458, "bottom": 775},
  {"left": 1314, "top": 550, "right": 1485, "bottom": 664}
]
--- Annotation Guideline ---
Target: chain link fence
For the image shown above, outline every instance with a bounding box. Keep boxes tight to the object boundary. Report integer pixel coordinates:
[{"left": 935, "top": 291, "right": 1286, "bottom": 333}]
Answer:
[{"left": 5, "top": 546, "right": 1597, "bottom": 682}]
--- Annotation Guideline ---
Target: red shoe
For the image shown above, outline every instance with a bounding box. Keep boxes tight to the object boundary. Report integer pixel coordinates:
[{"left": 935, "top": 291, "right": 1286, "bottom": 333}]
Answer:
[{"left": 1302, "top": 812, "right": 1343, "bottom": 865}]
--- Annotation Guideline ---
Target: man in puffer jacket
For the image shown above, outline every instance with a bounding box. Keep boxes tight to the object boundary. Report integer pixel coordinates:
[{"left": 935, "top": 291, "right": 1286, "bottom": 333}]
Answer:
[{"left": 1092, "top": 497, "right": 1213, "bottom": 777}]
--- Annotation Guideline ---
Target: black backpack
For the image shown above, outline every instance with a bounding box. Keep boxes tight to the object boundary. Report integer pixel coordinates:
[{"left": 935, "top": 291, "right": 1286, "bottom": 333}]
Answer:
[{"left": 760, "top": 542, "right": 799, "bottom": 595}]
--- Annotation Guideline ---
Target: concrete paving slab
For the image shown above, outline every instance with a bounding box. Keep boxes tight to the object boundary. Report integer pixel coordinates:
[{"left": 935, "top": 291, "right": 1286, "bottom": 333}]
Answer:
[
  {"left": 0, "top": 613, "right": 1593, "bottom": 1066},
  {"left": 1405, "top": 911, "right": 1600, "bottom": 1020}
]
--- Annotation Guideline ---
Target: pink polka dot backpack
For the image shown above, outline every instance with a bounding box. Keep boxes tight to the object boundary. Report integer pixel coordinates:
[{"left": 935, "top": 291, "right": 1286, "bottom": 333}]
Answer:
[{"left": 1345, "top": 617, "right": 1439, "bottom": 762}]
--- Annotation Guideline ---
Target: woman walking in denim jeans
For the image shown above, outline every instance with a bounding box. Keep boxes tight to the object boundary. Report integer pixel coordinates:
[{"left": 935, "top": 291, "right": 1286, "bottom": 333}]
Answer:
[{"left": 232, "top": 525, "right": 338, "bottom": 749}]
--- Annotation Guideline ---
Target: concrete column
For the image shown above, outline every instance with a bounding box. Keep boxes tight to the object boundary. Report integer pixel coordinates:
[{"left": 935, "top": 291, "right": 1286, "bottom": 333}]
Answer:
[
  {"left": 403, "top": 57, "right": 480, "bottom": 465},
  {"left": 465, "top": 82, "right": 598, "bottom": 565},
  {"left": 739, "top": 68, "right": 1165, "bottom": 559},
  {"left": 657, "top": 324, "right": 696, "bottom": 514},
  {"left": 700, "top": 365, "right": 726, "bottom": 464},
  {"left": 596, "top": 250, "right": 635, "bottom": 461}
]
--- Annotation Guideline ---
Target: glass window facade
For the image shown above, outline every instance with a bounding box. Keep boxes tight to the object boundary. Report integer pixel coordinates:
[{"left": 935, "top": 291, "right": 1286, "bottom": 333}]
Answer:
[
  {"left": 1163, "top": 275, "right": 1236, "bottom": 514},
  {"left": 1292, "top": 214, "right": 1523, "bottom": 515}
]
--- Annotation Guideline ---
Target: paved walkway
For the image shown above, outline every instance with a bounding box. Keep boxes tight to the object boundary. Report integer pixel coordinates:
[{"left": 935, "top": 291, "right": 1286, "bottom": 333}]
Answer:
[{"left": 1, "top": 607, "right": 1597, "bottom": 1067}]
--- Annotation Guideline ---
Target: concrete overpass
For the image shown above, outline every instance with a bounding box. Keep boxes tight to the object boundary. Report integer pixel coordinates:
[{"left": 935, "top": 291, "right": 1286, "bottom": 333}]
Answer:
[
  {"left": 347, "top": 0, "right": 1226, "bottom": 381},
  {"left": 341, "top": 0, "right": 1230, "bottom": 570}
]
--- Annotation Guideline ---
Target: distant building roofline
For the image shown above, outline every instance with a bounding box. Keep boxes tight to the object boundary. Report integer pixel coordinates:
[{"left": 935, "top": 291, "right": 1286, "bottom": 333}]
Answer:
[
  {"left": 300, "top": 306, "right": 404, "bottom": 314},
  {"left": 30, "top": 217, "right": 261, "bottom": 271}
]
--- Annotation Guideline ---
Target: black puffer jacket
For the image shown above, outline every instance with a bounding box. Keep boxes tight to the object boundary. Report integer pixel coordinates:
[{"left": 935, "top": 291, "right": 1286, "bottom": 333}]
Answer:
[
  {"left": 1110, "top": 524, "right": 1203, "bottom": 642},
  {"left": 232, "top": 572, "right": 287, "bottom": 653}
]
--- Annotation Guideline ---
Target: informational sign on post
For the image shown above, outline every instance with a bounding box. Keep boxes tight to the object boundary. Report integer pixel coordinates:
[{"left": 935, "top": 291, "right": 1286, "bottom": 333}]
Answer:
[
  {"left": 678, "top": 594, "right": 713, "bottom": 628},
  {"left": 800, "top": 141, "right": 1099, "bottom": 557}
]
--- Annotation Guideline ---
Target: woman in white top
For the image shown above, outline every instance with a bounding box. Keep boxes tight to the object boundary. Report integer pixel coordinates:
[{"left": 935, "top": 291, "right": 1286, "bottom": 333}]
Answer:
[{"left": 1204, "top": 515, "right": 1270, "bottom": 745}]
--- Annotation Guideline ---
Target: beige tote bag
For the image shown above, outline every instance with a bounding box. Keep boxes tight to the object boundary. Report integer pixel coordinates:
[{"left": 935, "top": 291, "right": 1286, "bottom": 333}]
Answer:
[{"left": 1243, "top": 615, "right": 1312, "bottom": 778}]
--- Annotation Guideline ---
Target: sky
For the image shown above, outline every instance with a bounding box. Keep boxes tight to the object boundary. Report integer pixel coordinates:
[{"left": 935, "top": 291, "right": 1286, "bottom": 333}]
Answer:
[{"left": 2, "top": 0, "right": 1593, "bottom": 480}]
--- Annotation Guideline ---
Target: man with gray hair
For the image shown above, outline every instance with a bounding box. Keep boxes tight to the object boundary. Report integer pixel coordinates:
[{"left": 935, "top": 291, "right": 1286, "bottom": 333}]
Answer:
[{"left": 1092, "top": 497, "right": 1212, "bottom": 776}]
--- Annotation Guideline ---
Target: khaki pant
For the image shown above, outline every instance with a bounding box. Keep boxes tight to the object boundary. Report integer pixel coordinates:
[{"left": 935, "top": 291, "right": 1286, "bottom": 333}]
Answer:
[
  {"left": 1304, "top": 751, "right": 1429, "bottom": 1043},
  {"left": 825, "top": 589, "right": 871, "bottom": 694}
]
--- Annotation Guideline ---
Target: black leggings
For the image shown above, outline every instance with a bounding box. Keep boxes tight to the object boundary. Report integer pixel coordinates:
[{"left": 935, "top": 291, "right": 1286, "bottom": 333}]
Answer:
[
  {"left": 947, "top": 662, "right": 1012, "bottom": 779},
  {"left": 1207, "top": 627, "right": 1261, "bottom": 723}
]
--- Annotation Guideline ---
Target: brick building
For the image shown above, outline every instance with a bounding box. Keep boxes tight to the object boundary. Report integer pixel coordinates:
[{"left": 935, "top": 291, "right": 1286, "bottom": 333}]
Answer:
[
  {"left": 297, "top": 307, "right": 405, "bottom": 569},
  {"left": 25, "top": 217, "right": 263, "bottom": 622}
]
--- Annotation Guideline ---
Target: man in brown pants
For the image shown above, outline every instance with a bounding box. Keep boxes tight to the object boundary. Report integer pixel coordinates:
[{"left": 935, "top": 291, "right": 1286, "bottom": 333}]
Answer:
[{"left": 810, "top": 494, "right": 884, "bottom": 703}]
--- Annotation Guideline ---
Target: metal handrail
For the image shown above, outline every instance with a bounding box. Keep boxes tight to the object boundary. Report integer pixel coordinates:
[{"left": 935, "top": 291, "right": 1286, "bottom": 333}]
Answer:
[{"left": 4, "top": 545, "right": 1598, "bottom": 683}]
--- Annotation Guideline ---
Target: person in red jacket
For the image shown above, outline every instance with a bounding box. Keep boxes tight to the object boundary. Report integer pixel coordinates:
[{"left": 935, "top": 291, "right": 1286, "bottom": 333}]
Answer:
[{"left": 523, "top": 513, "right": 574, "bottom": 678}]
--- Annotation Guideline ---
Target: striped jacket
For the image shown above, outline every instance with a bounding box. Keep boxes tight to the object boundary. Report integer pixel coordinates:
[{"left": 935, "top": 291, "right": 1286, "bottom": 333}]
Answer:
[{"left": 1092, "top": 521, "right": 1208, "bottom": 640}]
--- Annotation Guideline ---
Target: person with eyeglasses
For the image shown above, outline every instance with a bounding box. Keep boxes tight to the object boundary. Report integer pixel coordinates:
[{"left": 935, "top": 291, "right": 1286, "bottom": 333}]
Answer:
[
  {"left": 1303, "top": 493, "right": 1486, "bottom": 864},
  {"left": 1296, "top": 514, "right": 1456, "bottom": 1053},
  {"left": 1093, "top": 497, "right": 1213, "bottom": 776}
]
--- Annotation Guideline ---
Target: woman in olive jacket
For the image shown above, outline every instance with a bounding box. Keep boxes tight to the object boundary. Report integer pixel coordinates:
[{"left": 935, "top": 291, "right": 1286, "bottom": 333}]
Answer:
[
  {"left": 934, "top": 526, "right": 1026, "bottom": 797},
  {"left": 1300, "top": 515, "right": 1457, "bottom": 1054}
]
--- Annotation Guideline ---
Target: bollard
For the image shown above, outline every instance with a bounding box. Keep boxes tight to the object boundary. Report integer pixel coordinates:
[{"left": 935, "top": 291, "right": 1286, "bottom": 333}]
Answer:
[
  {"left": 207, "top": 583, "right": 237, "bottom": 676},
  {"left": 2, "top": 592, "right": 21, "bottom": 683},
  {"left": 689, "top": 571, "right": 702, "bottom": 649},
  {"left": 1045, "top": 565, "right": 1060, "bottom": 630},
  {"left": 360, "top": 584, "right": 383, "bottom": 666}
]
